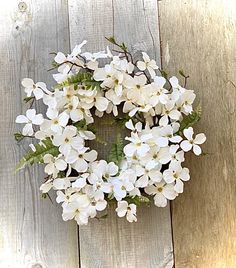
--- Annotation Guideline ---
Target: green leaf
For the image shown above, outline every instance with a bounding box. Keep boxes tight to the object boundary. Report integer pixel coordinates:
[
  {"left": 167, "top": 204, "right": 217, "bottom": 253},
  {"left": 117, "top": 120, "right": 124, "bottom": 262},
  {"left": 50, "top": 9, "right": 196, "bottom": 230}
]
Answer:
[
  {"left": 125, "top": 195, "right": 151, "bottom": 206},
  {"left": 73, "top": 119, "right": 97, "bottom": 134},
  {"left": 159, "top": 69, "right": 168, "bottom": 79},
  {"left": 14, "top": 132, "right": 25, "bottom": 142},
  {"left": 73, "top": 119, "right": 87, "bottom": 130},
  {"left": 54, "top": 72, "right": 101, "bottom": 90},
  {"left": 178, "top": 105, "right": 202, "bottom": 134},
  {"left": 108, "top": 133, "right": 125, "bottom": 165},
  {"left": 23, "top": 96, "right": 34, "bottom": 103},
  {"left": 16, "top": 138, "right": 59, "bottom": 171},
  {"left": 105, "top": 36, "right": 116, "bottom": 45}
]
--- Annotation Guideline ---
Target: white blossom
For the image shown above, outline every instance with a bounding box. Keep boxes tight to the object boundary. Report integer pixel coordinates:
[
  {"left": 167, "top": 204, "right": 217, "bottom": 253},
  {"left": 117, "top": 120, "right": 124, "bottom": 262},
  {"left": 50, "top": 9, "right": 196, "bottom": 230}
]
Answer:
[
  {"left": 116, "top": 201, "right": 137, "bottom": 222},
  {"left": 16, "top": 109, "right": 43, "bottom": 136},
  {"left": 180, "top": 127, "right": 206, "bottom": 155}
]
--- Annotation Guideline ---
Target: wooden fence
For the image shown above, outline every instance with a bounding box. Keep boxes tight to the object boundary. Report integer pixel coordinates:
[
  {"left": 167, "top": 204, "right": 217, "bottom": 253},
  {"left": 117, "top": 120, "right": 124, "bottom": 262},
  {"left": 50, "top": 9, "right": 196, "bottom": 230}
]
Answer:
[{"left": 0, "top": 0, "right": 235, "bottom": 267}]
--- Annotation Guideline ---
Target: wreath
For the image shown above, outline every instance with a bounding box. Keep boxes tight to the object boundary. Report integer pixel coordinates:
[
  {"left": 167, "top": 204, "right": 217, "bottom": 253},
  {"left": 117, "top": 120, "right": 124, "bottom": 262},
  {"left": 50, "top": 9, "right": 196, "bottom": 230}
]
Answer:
[{"left": 15, "top": 37, "right": 206, "bottom": 225}]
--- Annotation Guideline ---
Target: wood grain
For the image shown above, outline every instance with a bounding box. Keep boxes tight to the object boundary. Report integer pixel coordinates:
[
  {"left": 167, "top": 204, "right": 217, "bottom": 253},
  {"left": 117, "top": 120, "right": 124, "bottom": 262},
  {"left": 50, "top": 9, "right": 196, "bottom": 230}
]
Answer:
[
  {"left": 69, "top": 1, "right": 174, "bottom": 267},
  {"left": 0, "top": 1, "right": 79, "bottom": 267},
  {"left": 158, "top": 1, "right": 236, "bottom": 267}
]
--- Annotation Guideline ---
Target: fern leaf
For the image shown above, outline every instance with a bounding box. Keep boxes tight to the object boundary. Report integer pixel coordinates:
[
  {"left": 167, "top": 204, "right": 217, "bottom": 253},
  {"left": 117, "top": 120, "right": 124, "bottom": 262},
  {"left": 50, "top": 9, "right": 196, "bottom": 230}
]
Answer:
[
  {"left": 108, "top": 133, "right": 125, "bottom": 165},
  {"left": 125, "top": 195, "right": 151, "bottom": 206},
  {"left": 16, "top": 138, "right": 59, "bottom": 171},
  {"left": 54, "top": 72, "right": 101, "bottom": 90},
  {"left": 178, "top": 105, "right": 202, "bottom": 134}
]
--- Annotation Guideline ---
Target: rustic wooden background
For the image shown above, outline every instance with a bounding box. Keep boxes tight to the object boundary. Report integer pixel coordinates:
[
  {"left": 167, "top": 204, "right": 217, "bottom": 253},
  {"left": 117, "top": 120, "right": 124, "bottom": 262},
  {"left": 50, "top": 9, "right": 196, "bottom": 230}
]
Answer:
[{"left": 0, "top": 0, "right": 235, "bottom": 267}]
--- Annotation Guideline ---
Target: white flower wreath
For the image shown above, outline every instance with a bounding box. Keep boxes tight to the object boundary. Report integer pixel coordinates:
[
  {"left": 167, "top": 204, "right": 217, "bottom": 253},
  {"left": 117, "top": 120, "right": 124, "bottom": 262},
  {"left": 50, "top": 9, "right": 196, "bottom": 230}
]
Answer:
[{"left": 15, "top": 37, "right": 206, "bottom": 225}]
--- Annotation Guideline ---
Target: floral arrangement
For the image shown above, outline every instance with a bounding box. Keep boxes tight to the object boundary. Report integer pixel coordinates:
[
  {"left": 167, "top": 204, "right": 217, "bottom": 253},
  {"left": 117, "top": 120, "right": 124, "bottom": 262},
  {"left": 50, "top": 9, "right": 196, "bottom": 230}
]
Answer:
[{"left": 15, "top": 37, "right": 206, "bottom": 225}]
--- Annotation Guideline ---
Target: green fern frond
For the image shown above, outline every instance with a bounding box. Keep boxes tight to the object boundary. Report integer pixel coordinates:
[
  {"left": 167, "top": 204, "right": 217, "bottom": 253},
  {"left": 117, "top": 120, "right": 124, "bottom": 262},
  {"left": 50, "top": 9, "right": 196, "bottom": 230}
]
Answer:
[
  {"left": 178, "top": 105, "right": 202, "bottom": 134},
  {"left": 16, "top": 138, "right": 59, "bottom": 171},
  {"left": 108, "top": 133, "right": 125, "bottom": 165},
  {"left": 125, "top": 195, "right": 151, "bottom": 206},
  {"left": 54, "top": 72, "right": 101, "bottom": 90}
]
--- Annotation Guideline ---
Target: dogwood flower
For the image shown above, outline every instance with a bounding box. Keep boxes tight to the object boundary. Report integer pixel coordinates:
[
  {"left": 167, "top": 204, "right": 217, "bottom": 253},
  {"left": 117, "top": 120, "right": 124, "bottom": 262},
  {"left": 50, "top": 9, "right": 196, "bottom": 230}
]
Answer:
[
  {"left": 66, "top": 148, "right": 97, "bottom": 172},
  {"left": 16, "top": 109, "right": 44, "bottom": 136},
  {"left": 46, "top": 109, "right": 69, "bottom": 133},
  {"left": 22, "top": 78, "right": 50, "bottom": 100},
  {"left": 163, "top": 163, "right": 190, "bottom": 193},
  {"left": 124, "top": 132, "right": 152, "bottom": 157},
  {"left": 137, "top": 52, "right": 158, "bottom": 78},
  {"left": 145, "top": 181, "right": 178, "bottom": 207},
  {"left": 180, "top": 127, "right": 206, "bottom": 155},
  {"left": 43, "top": 154, "right": 67, "bottom": 178},
  {"left": 52, "top": 126, "right": 84, "bottom": 155},
  {"left": 62, "top": 194, "right": 91, "bottom": 225},
  {"left": 116, "top": 201, "right": 137, "bottom": 222}
]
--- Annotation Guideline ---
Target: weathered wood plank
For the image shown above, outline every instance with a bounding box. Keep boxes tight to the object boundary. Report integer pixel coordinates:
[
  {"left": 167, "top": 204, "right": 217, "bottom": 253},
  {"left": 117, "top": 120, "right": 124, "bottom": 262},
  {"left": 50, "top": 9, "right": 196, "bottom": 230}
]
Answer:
[
  {"left": 69, "top": 1, "right": 174, "bottom": 267},
  {"left": 159, "top": 0, "right": 236, "bottom": 267},
  {"left": 0, "top": 1, "right": 79, "bottom": 267}
]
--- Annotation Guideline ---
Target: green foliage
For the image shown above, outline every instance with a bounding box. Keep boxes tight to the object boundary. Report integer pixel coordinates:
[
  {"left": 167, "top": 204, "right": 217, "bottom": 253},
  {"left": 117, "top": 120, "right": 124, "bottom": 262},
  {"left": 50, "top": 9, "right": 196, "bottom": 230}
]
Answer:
[
  {"left": 16, "top": 138, "right": 59, "bottom": 171},
  {"left": 73, "top": 119, "right": 87, "bottom": 130},
  {"left": 73, "top": 119, "right": 97, "bottom": 134},
  {"left": 178, "top": 105, "right": 202, "bottom": 134},
  {"left": 23, "top": 96, "right": 34, "bottom": 103},
  {"left": 105, "top": 114, "right": 130, "bottom": 129},
  {"left": 14, "top": 132, "right": 26, "bottom": 142},
  {"left": 105, "top": 36, "right": 129, "bottom": 53},
  {"left": 125, "top": 195, "right": 151, "bottom": 206},
  {"left": 159, "top": 69, "right": 168, "bottom": 79},
  {"left": 108, "top": 133, "right": 125, "bottom": 165},
  {"left": 55, "top": 72, "right": 101, "bottom": 90}
]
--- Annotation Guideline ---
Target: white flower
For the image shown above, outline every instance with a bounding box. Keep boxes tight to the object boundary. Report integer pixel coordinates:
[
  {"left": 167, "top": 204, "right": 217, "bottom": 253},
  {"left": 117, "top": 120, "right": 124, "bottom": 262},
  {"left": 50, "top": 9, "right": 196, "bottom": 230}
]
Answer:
[
  {"left": 62, "top": 194, "right": 91, "bottom": 225},
  {"left": 124, "top": 132, "right": 152, "bottom": 157},
  {"left": 137, "top": 52, "right": 158, "bottom": 78},
  {"left": 43, "top": 154, "right": 67, "bottom": 178},
  {"left": 92, "top": 160, "right": 119, "bottom": 180},
  {"left": 145, "top": 181, "right": 178, "bottom": 207},
  {"left": 151, "top": 125, "right": 182, "bottom": 148},
  {"left": 125, "top": 119, "right": 142, "bottom": 133},
  {"left": 149, "top": 76, "right": 169, "bottom": 105},
  {"left": 56, "top": 188, "right": 76, "bottom": 204},
  {"left": 180, "top": 127, "right": 206, "bottom": 155},
  {"left": 163, "top": 163, "right": 190, "bottom": 193},
  {"left": 52, "top": 126, "right": 84, "bottom": 156},
  {"left": 40, "top": 179, "right": 53, "bottom": 193},
  {"left": 110, "top": 169, "right": 137, "bottom": 200},
  {"left": 116, "top": 201, "right": 137, "bottom": 222},
  {"left": 82, "top": 50, "right": 108, "bottom": 70},
  {"left": 66, "top": 148, "right": 97, "bottom": 172},
  {"left": 135, "top": 161, "right": 161, "bottom": 187},
  {"left": 46, "top": 109, "right": 69, "bottom": 133},
  {"left": 22, "top": 78, "right": 49, "bottom": 100},
  {"left": 159, "top": 101, "right": 181, "bottom": 126},
  {"left": 177, "top": 90, "right": 196, "bottom": 114},
  {"left": 72, "top": 173, "right": 89, "bottom": 189},
  {"left": 169, "top": 145, "right": 185, "bottom": 164},
  {"left": 53, "top": 178, "right": 71, "bottom": 190},
  {"left": 16, "top": 109, "right": 44, "bottom": 136}
]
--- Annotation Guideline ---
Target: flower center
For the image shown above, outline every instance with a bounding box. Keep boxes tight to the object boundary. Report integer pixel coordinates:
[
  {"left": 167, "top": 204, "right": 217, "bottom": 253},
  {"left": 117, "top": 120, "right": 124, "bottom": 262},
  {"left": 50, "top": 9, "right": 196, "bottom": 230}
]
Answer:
[
  {"left": 104, "top": 173, "right": 109, "bottom": 179},
  {"left": 157, "top": 187, "right": 163, "bottom": 192}
]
